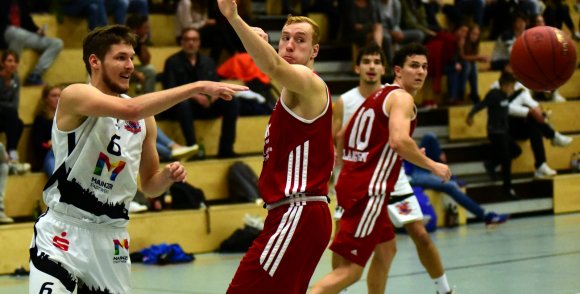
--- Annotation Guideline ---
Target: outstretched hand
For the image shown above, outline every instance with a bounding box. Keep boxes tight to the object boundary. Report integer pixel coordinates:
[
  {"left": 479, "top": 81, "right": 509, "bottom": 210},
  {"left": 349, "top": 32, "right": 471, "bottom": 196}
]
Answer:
[
  {"left": 165, "top": 161, "right": 187, "bottom": 183},
  {"left": 195, "top": 81, "right": 248, "bottom": 101},
  {"left": 217, "top": 0, "right": 238, "bottom": 21}
]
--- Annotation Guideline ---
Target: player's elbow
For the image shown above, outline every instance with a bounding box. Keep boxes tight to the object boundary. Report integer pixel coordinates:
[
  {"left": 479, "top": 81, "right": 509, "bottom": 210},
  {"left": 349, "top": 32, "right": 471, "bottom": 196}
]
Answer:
[
  {"left": 389, "top": 135, "right": 407, "bottom": 153},
  {"left": 119, "top": 103, "right": 145, "bottom": 121}
]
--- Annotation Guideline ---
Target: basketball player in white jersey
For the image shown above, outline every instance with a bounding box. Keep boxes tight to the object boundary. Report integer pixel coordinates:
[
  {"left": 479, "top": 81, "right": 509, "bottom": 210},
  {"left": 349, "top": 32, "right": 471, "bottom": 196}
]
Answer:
[
  {"left": 28, "top": 25, "right": 247, "bottom": 293},
  {"left": 331, "top": 43, "right": 453, "bottom": 294},
  {"left": 218, "top": 1, "right": 334, "bottom": 292},
  {"left": 311, "top": 43, "right": 451, "bottom": 293}
]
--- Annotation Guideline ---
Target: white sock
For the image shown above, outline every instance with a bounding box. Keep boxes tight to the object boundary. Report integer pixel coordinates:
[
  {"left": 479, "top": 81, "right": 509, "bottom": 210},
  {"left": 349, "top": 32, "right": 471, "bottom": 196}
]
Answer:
[
  {"left": 8, "top": 150, "right": 18, "bottom": 162},
  {"left": 434, "top": 273, "right": 451, "bottom": 294}
]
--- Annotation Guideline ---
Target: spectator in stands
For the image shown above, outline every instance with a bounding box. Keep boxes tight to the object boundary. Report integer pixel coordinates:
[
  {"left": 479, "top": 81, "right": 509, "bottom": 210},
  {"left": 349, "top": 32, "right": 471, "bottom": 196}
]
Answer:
[
  {"left": 543, "top": 0, "right": 580, "bottom": 40},
  {"left": 490, "top": 12, "right": 527, "bottom": 72},
  {"left": 106, "top": 0, "right": 149, "bottom": 25},
  {"left": 378, "top": 0, "right": 426, "bottom": 65},
  {"left": 467, "top": 71, "right": 521, "bottom": 199},
  {"left": 346, "top": 0, "right": 390, "bottom": 62},
  {"left": 489, "top": 78, "right": 573, "bottom": 178},
  {"left": 126, "top": 14, "right": 156, "bottom": 94},
  {"left": 58, "top": 0, "right": 108, "bottom": 31},
  {"left": 0, "top": 143, "right": 14, "bottom": 224},
  {"left": 444, "top": 24, "right": 469, "bottom": 105},
  {"left": 0, "top": 50, "right": 24, "bottom": 163},
  {"left": 409, "top": 132, "right": 510, "bottom": 224},
  {"left": 0, "top": 0, "right": 64, "bottom": 86},
  {"left": 175, "top": 0, "right": 223, "bottom": 61},
  {"left": 31, "top": 84, "right": 62, "bottom": 176},
  {"left": 458, "top": 24, "right": 488, "bottom": 103},
  {"left": 161, "top": 27, "right": 240, "bottom": 158}
]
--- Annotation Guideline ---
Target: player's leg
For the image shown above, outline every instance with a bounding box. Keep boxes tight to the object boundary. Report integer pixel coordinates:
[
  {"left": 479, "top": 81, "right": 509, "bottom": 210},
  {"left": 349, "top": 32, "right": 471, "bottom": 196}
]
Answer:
[
  {"left": 405, "top": 221, "right": 451, "bottom": 294},
  {"left": 366, "top": 238, "right": 397, "bottom": 294},
  {"left": 310, "top": 254, "right": 365, "bottom": 294},
  {"left": 29, "top": 258, "right": 77, "bottom": 294}
]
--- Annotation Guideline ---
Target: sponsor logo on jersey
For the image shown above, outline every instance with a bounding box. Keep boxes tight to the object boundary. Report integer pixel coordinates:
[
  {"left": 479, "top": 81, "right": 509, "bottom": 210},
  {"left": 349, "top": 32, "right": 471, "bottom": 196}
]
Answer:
[
  {"left": 52, "top": 232, "right": 70, "bottom": 251},
  {"left": 113, "top": 239, "right": 129, "bottom": 263},
  {"left": 342, "top": 149, "right": 369, "bottom": 162},
  {"left": 124, "top": 120, "right": 142, "bottom": 134},
  {"left": 94, "top": 152, "right": 126, "bottom": 181},
  {"left": 396, "top": 200, "right": 412, "bottom": 215}
]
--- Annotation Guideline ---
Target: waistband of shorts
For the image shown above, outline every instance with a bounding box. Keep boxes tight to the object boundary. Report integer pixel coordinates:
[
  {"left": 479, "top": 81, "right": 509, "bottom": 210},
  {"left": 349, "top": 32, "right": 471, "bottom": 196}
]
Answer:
[
  {"left": 264, "top": 195, "right": 329, "bottom": 210},
  {"left": 388, "top": 193, "right": 414, "bottom": 204},
  {"left": 45, "top": 209, "right": 128, "bottom": 231}
]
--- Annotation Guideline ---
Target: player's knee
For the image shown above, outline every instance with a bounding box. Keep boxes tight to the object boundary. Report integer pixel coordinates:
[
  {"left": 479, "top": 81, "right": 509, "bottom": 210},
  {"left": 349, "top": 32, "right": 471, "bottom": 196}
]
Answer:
[{"left": 411, "top": 229, "right": 433, "bottom": 248}]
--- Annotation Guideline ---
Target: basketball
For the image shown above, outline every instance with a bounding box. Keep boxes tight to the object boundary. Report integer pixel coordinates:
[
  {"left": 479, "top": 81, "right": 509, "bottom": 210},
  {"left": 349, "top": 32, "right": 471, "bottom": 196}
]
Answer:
[{"left": 510, "top": 26, "right": 577, "bottom": 91}]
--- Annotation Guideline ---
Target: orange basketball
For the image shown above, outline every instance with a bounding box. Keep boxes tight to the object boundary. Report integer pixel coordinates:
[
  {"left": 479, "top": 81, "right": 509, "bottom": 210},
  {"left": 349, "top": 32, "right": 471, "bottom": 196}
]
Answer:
[{"left": 510, "top": 26, "right": 576, "bottom": 91}]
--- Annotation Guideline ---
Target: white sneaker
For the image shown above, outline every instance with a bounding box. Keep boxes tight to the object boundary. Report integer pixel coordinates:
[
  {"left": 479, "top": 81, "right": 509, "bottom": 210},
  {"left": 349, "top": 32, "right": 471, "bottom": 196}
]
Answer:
[
  {"left": 552, "top": 132, "right": 573, "bottom": 147},
  {"left": 171, "top": 144, "right": 199, "bottom": 160},
  {"left": 535, "top": 162, "right": 557, "bottom": 178},
  {"left": 551, "top": 91, "right": 566, "bottom": 102},
  {"left": 128, "top": 201, "right": 147, "bottom": 213},
  {"left": 0, "top": 212, "right": 14, "bottom": 224},
  {"left": 8, "top": 162, "right": 31, "bottom": 175}
]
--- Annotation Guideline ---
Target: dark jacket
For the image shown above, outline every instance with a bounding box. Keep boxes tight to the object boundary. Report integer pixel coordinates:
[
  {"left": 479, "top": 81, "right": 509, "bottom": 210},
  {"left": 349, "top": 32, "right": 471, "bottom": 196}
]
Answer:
[
  {"left": 162, "top": 51, "right": 219, "bottom": 89},
  {"left": 468, "top": 88, "right": 517, "bottom": 134},
  {"left": 0, "top": 0, "right": 39, "bottom": 49}
]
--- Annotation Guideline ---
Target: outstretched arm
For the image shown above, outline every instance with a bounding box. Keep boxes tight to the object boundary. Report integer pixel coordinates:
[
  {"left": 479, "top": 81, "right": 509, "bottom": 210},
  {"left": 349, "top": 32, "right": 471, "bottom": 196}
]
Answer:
[
  {"left": 217, "top": 0, "right": 326, "bottom": 99},
  {"left": 57, "top": 81, "right": 247, "bottom": 131},
  {"left": 386, "top": 91, "right": 451, "bottom": 181}
]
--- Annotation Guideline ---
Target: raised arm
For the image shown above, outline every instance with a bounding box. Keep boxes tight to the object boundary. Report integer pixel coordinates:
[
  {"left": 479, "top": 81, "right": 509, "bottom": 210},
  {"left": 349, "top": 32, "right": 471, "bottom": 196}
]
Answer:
[
  {"left": 217, "top": 0, "right": 326, "bottom": 101},
  {"left": 57, "top": 81, "right": 247, "bottom": 131},
  {"left": 386, "top": 90, "right": 451, "bottom": 181}
]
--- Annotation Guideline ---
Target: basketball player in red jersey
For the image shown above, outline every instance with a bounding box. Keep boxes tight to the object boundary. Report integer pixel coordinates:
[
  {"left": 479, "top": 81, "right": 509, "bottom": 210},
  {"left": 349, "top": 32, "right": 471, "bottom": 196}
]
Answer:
[
  {"left": 217, "top": 1, "right": 333, "bottom": 293},
  {"left": 311, "top": 43, "right": 452, "bottom": 293}
]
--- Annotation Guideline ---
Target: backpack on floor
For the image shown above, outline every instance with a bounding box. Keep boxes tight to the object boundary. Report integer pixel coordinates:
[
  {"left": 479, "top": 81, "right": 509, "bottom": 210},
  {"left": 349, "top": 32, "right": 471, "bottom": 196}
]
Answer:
[
  {"left": 169, "top": 182, "right": 207, "bottom": 209},
  {"left": 227, "top": 161, "right": 259, "bottom": 203}
]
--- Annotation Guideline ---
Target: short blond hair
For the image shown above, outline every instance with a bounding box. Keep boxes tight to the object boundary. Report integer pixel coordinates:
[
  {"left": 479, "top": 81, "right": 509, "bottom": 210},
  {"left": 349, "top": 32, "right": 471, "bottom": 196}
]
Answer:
[{"left": 284, "top": 15, "right": 320, "bottom": 45}]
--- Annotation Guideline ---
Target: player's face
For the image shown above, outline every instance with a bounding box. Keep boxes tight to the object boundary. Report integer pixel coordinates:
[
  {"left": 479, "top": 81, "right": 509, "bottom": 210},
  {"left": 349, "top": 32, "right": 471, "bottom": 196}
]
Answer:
[
  {"left": 46, "top": 87, "right": 61, "bottom": 110},
  {"left": 181, "top": 30, "right": 201, "bottom": 56},
  {"left": 101, "top": 43, "right": 135, "bottom": 94},
  {"left": 395, "top": 55, "right": 428, "bottom": 92},
  {"left": 2, "top": 54, "right": 18, "bottom": 75},
  {"left": 278, "top": 22, "right": 319, "bottom": 66},
  {"left": 356, "top": 54, "right": 385, "bottom": 85}
]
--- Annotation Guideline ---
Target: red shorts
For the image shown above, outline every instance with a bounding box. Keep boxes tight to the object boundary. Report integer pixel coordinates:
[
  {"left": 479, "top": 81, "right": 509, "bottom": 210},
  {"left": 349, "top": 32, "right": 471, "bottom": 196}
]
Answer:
[
  {"left": 227, "top": 202, "right": 331, "bottom": 294},
  {"left": 330, "top": 194, "right": 395, "bottom": 267}
]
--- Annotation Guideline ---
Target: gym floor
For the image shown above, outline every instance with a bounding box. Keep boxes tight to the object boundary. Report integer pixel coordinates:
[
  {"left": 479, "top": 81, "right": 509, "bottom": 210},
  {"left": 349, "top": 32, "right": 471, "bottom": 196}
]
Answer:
[{"left": 1, "top": 213, "right": 579, "bottom": 293}]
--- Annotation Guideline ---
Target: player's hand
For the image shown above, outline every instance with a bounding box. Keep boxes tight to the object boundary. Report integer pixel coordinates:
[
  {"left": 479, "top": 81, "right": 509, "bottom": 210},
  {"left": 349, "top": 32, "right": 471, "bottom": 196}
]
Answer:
[
  {"left": 217, "top": 0, "right": 238, "bottom": 21},
  {"left": 194, "top": 81, "right": 248, "bottom": 101},
  {"left": 165, "top": 161, "right": 187, "bottom": 183},
  {"left": 431, "top": 162, "right": 451, "bottom": 182},
  {"left": 252, "top": 27, "right": 269, "bottom": 42},
  {"left": 191, "top": 93, "right": 211, "bottom": 108}
]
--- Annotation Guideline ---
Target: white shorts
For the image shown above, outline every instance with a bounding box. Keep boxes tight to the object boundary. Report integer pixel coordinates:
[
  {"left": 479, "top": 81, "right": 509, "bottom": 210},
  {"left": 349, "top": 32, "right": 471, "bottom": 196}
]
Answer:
[
  {"left": 387, "top": 194, "right": 424, "bottom": 228},
  {"left": 29, "top": 210, "right": 131, "bottom": 293}
]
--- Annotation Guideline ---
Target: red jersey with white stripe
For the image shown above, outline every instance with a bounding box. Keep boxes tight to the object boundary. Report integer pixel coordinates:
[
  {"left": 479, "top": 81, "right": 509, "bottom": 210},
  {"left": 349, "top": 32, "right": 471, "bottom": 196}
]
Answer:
[
  {"left": 335, "top": 84, "right": 417, "bottom": 210},
  {"left": 258, "top": 83, "right": 333, "bottom": 204}
]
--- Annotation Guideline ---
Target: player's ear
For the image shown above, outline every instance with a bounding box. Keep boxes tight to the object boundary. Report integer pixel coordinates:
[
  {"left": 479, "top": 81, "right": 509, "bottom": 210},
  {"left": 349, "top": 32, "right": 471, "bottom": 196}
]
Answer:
[
  {"left": 354, "top": 65, "right": 360, "bottom": 75},
  {"left": 393, "top": 65, "right": 402, "bottom": 78},
  {"left": 89, "top": 54, "right": 100, "bottom": 71},
  {"left": 311, "top": 43, "right": 319, "bottom": 60}
]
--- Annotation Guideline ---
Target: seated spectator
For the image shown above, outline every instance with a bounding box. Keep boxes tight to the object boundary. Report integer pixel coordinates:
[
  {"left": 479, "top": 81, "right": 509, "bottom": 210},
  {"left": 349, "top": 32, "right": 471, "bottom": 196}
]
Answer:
[
  {"left": 467, "top": 71, "right": 521, "bottom": 199},
  {"left": 160, "top": 27, "right": 240, "bottom": 158},
  {"left": 1, "top": 0, "right": 64, "bottom": 85},
  {"left": 31, "top": 84, "right": 62, "bottom": 176},
  {"left": 378, "top": 0, "right": 425, "bottom": 65},
  {"left": 217, "top": 52, "right": 276, "bottom": 115},
  {"left": 106, "top": 0, "right": 148, "bottom": 25},
  {"left": 346, "top": 0, "right": 390, "bottom": 63},
  {"left": 0, "top": 50, "right": 24, "bottom": 163},
  {"left": 57, "top": 0, "right": 108, "bottom": 31},
  {"left": 126, "top": 14, "right": 156, "bottom": 94},
  {"left": 409, "top": 133, "right": 510, "bottom": 225},
  {"left": 490, "top": 12, "right": 527, "bottom": 72},
  {"left": 156, "top": 127, "right": 199, "bottom": 162},
  {"left": 0, "top": 143, "right": 14, "bottom": 223},
  {"left": 543, "top": 0, "right": 580, "bottom": 40},
  {"left": 175, "top": 0, "right": 222, "bottom": 62},
  {"left": 490, "top": 78, "right": 573, "bottom": 178}
]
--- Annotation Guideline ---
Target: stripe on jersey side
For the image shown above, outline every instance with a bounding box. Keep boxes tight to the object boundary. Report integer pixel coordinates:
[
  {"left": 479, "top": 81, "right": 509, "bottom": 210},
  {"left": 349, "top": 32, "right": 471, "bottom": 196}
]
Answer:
[
  {"left": 285, "top": 141, "right": 310, "bottom": 196},
  {"left": 354, "top": 194, "right": 387, "bottom": 238},
  {"left": 368, "top": 144, "right": 396, "bottom": 196},
  {"left": 259, "top": 203, "right": 304, "bottom": 276}
]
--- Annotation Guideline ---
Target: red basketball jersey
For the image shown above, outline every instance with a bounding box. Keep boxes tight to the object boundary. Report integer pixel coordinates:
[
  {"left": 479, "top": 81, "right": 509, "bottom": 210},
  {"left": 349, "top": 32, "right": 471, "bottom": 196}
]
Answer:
[
  {"left": 335, "top": 85, "right": 417, "bottom": 210},
  {"left": 258, "top": 84, "right": 334, "bottom": 204}
]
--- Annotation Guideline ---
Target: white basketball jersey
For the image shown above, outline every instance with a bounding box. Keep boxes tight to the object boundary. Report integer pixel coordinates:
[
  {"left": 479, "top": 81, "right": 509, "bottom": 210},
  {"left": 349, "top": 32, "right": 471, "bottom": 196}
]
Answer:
[{"left": 44, "top": 94, "right": 146, "bottom": 227}]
